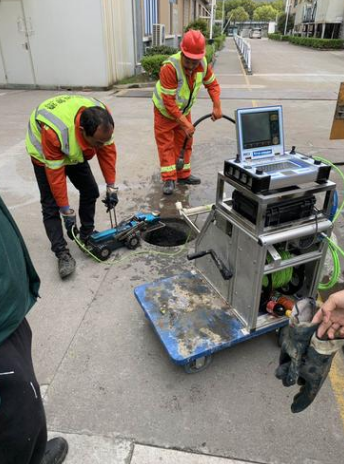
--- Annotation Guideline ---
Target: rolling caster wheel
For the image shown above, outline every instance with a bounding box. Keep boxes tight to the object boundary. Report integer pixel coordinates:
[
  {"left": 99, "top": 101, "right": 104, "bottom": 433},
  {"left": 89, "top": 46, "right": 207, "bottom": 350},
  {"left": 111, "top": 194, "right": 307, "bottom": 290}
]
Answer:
[{"left": 184, "top": 355, "right": 212, "bottom": 374}]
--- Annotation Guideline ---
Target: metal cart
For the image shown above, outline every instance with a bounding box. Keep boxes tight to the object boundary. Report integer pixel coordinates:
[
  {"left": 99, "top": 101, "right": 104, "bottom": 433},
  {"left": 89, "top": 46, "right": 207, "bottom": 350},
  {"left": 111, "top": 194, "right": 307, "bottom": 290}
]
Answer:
[{"left": 134, "top": 172, "right": 335, "bottom": 373}]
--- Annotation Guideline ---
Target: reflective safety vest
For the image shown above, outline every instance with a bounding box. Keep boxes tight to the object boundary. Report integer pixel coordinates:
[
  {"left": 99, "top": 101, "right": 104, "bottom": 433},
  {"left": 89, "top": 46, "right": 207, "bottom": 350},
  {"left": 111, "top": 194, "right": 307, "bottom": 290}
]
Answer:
[
  {"left": 153, "top": 52, "right": 214, "bottom": 119},
  {"left": 26, "top": 95, "right": 105, "bottom": 169}
]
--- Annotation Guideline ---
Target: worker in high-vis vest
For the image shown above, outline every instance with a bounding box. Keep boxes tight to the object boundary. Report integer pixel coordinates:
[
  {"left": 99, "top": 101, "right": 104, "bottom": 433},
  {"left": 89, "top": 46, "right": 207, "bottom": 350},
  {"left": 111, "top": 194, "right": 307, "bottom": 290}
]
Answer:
[
  {"left": 26, "top": 95, "right": 118, "bottom": 279},
  {"left": 153, "top": 29, "right": 222, "bottom": 195}
]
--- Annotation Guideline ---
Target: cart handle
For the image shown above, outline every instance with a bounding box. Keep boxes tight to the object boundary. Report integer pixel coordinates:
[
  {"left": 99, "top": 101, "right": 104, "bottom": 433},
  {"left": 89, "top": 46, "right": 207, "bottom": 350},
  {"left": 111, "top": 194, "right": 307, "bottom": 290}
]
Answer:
[{"left": 187, "top": 249, "right": 233, "bottom": 280}]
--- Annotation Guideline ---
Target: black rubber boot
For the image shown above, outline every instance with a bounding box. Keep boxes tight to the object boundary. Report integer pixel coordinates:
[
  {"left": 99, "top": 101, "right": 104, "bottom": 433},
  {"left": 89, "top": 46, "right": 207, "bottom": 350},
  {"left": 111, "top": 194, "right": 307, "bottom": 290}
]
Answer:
[
  {"left": 57, "top": 251, "right": 76, "bottom": 279},
  {"left": 41, "top": 437, "right": 68, "bottom": 464},
  {"left": 177, "top": 175, "right": 201, "bottom": 185},
  {"left": 162, "top": 179, "right": 175, "bottom": 195}
]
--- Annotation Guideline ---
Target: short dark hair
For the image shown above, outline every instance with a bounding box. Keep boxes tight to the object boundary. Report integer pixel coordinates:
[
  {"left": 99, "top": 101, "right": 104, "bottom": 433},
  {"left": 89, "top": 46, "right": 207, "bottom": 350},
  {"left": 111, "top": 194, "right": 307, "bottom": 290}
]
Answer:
[{"left": 80, "top": 106, "right": 114, "bottom": 136}]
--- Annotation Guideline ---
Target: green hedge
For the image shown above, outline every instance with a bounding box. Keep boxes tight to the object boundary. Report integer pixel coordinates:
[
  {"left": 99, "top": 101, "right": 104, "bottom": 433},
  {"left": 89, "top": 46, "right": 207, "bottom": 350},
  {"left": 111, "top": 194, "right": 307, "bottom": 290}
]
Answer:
[
  {"left": 141, "top": 55, "right": 168, "bottom": 79},
  {"left": 144, "top": 45, "right": 177, "bottom": 56},
  {"left": 268, "top": 33, "right": 289, "bottom": 41},
  {"left": 288, "top": 36, "right": 344, "bottom": 49},
  {"left": 268, "top": 34, "right": 344, "bottom": 49},
  {"left": 141, "top": 41, "right": 218, "bottom": 79},
  {"left": 205, "top": 44, "right": 215, "bottom": 64},
  {"left": 184, "top": 19, "right": 209, "bottom": 37},
  {"left": 214, "top": 34, "right": 226, "bottom": 51}
]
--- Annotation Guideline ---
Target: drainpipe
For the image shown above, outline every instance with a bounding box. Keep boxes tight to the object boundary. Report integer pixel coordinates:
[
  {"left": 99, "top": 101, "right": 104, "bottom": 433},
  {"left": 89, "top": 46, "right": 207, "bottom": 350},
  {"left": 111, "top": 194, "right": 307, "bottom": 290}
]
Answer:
[
  {"left": 132, "top": 0, "right": 143, "bottom": 73},
  {"left": 321, "top": 22, "right": 325, "bottom": 38},
  {"left": 209, "top": 0, "right": 216, "bottom": 41},
  {"left": 284, "top": 0, "right": 290, "bottom": 36}
]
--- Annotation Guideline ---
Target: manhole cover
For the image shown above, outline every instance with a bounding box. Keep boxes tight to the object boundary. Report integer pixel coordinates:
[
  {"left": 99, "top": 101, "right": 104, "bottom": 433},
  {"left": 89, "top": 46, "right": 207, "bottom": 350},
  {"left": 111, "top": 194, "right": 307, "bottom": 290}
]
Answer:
[{"left": 142, "top": 218, "right": 196, "bottom": 247}]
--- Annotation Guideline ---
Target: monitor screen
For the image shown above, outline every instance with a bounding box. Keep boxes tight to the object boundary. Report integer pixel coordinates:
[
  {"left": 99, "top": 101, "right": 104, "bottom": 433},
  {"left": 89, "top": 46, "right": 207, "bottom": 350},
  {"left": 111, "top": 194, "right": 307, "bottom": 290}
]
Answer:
[{"left": 241, "top": 110, "right": 280, "bottom": 150}]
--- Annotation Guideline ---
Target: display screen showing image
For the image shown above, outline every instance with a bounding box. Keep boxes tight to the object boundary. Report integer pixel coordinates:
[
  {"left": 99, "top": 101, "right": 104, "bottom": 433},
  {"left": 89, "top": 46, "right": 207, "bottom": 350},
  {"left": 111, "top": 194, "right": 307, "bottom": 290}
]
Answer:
[{"left": 241, "top": 111, "right": 279, "bottom": 149}]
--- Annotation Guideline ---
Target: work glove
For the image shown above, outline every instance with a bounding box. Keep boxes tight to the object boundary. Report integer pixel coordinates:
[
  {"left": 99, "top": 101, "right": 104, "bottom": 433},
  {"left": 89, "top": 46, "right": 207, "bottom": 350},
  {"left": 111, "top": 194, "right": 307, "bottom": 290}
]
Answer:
[
  {"left": 61, "top": 208, "right": 78, "bottom": 240},
  {"left": 102, "top": 186, "right": 119, "bottom": 212},
  {"left": 276, "top": 297, "right": 344, "bottom": 413}
]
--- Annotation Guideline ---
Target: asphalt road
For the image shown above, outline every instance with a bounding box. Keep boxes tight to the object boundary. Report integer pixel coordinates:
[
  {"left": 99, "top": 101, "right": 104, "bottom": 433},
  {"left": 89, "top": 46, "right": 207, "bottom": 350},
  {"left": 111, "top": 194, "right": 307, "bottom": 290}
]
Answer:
[{"left": 0, "top": 38, "right": 344, "bottom": 464}]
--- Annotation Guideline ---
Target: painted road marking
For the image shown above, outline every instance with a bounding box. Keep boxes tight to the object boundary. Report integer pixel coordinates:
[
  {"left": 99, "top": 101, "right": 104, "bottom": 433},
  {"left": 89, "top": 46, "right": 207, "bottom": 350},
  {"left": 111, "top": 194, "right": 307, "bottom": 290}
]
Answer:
[{"left": 330, "top": 355, "right": 344, "bottom": 431}]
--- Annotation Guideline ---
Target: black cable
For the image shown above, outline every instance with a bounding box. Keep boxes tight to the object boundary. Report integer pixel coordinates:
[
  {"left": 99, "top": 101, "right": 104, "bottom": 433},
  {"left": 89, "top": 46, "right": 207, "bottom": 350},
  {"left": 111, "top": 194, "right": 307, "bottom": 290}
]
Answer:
[
  {"left": 298, "top": 207, "right": 319, "bottom": 250},
  {"left": 181, "top": 113, "right": 235, "bottom": 151}
]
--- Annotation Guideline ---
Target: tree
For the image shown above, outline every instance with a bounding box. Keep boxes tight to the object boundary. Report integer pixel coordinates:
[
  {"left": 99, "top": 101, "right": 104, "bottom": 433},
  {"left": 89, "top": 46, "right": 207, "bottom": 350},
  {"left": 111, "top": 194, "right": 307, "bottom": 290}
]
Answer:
[
  {"left": 277, "top": 13, "right": 295, "bottom": 35},
  {"left": 225, "top": 0, "right": 256, "bottom": 20},
  {"left": 253, "top": 5, "right": 278, "bottom": 22},
  {"left": 184, "top": 19, "right": 209, "bottom": 37},
  {"left": 230, "top": 6, "right": 250, "bottom": 23},
  {"left": 271, "top": 0, "right": 285, "bottom": 13},
  {"left": 239, "top": 0, "right": 257, "bottom": 18}
]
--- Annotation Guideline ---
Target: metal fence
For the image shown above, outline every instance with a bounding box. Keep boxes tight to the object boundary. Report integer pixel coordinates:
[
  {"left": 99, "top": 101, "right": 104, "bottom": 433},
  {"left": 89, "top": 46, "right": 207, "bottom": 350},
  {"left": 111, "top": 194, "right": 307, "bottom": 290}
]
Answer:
[{"left": 234, "top": 33, "right": 252, "bottom": 74}]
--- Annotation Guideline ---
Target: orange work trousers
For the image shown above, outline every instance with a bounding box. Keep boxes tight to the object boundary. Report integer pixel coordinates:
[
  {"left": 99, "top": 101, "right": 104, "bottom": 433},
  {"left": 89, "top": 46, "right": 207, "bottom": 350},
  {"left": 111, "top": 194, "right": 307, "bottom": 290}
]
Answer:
[{"left": 154, "top": 107, "right": 193, "bottom": 181}]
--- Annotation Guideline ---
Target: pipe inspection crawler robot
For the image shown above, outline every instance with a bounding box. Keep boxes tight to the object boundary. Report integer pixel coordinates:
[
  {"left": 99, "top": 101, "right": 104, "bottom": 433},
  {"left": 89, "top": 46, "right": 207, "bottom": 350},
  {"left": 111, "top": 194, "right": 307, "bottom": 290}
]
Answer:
[{"left": 134, "top": 105, "right": 335, "bottom": 373}]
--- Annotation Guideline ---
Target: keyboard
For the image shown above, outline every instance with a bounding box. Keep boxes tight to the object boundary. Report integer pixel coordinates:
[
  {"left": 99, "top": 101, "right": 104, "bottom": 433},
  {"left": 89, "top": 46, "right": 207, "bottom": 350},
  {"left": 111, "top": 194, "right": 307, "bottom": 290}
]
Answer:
[{"left": 257, "top": 161, "right": 298, "bottom": 172}]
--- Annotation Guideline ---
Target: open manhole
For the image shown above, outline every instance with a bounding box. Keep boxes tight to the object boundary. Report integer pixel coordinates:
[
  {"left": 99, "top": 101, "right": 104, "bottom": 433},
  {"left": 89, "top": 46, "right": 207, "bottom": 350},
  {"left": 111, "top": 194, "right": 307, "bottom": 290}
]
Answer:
[{"left": 142, "top": 218, "right": 196, "bottom": 247}]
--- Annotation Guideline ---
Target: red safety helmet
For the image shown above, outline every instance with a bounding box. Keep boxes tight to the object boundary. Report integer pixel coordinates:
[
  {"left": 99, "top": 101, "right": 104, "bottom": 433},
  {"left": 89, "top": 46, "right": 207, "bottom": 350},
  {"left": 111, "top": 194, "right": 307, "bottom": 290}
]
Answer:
[{"left": 180, "top": 29, "right": 206, "bottom": 60}]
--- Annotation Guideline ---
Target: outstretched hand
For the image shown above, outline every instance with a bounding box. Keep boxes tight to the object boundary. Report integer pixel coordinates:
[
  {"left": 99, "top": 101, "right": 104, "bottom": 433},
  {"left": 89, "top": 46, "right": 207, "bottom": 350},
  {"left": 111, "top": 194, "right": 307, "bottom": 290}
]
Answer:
[{"left": 312, "top": 290, "right": 344, "bottom": 339}]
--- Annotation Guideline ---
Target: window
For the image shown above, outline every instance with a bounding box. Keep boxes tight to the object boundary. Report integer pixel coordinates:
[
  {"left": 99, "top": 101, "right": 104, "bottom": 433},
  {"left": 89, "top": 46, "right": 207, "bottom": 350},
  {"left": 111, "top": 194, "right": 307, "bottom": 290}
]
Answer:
[{"left": 144, "top": 0, "right": 158, "bottom": 36}]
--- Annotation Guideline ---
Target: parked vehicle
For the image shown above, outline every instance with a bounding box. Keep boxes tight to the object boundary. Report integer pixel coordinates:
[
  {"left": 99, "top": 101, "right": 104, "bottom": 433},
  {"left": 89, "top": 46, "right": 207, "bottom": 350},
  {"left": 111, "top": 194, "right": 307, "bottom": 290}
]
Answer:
[{"left": 249, "top": 28, "right": 262, "bottom": 39}]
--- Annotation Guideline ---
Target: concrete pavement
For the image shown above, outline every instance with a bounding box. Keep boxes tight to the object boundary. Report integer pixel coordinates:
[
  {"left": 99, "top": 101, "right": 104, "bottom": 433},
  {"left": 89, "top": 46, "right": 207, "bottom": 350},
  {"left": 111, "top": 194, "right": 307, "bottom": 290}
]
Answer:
[{"left": 1, "top": 38, "right": 344, "bottom": 463}]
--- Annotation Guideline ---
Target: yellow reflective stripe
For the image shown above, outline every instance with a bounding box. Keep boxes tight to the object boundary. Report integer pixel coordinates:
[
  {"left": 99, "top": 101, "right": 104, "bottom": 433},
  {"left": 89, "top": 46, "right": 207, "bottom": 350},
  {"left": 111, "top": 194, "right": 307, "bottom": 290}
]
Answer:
[
  {"left": 182, "top": 163, "right": 191, "bottom": 170},
  {"left": 161, "top": 165, "right": 176, "bottom": 173},
  {"left": 27, "top": 123, "right": 43, "bottom": 155},
  {"left": 203, "top": 74, "right": 216, "bottom": 85},
  {"left": 161, "top": 86, "right": 177, "bottom": 96},
  {"left": 46, "top": 159, "right": 65, "bottom": 169}
]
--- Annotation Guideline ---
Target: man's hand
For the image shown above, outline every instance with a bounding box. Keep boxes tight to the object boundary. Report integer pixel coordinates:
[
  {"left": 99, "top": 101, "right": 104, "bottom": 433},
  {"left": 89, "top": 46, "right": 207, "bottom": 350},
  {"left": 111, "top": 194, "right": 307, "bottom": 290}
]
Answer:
[
  {"left": 275, "top": 297, "right": 344, "bottom": 413},
  {"left": 178, "top": 115, "right": 195, "bottom": 138},
  {"left": 312, "top": 290, "right": 344, "bottom": 339},
  {"left": 102, "top": 186, "right": 119, "bottom": 212},
  {"left": 211, "top": 101, "right": 222, "bottom": 121},
  {"left": 60, "top": 208, "right": 78, "bottom": 240}
]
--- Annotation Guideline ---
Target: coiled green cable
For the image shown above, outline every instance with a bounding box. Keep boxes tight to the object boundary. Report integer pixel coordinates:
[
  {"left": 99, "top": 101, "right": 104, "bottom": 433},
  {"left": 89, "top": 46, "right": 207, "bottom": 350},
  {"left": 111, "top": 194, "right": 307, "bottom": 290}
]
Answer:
[
  {"left": 318, "top": 240, "right": 341, "bottom": 290},
  {"left": 262, "top": 250, "right": 294, "bottom": 289}
]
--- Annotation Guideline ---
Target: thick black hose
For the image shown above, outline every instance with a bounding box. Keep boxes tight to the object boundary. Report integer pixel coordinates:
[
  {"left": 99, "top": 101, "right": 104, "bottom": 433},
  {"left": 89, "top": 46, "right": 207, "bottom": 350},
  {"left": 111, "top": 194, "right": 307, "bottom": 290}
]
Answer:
[
  {"left": 181, "top": 113, "right": 236, "bottom": 151},
  {"left": 176, "top": 114, "right": 236, "bottom": 171}
]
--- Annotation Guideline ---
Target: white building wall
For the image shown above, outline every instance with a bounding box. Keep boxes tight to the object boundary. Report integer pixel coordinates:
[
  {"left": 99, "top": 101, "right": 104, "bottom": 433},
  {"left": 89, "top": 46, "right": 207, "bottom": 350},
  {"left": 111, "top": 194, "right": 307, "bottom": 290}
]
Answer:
[
  {"left": 24, "top": 0, "right": 108, "bottom": 87},
  {"left": 316, "top": 0, "right": 343, "bottom": 23},
  {"left": 102, "top": 0, "right": 136, "bottom": 84},
  {"left": 0, "top": 0, "right": 136, "bottom": 88},
  {"left": 294, "top": 5, "right": 304, "bottom": 26},
  {"left": 0, "top": 49, "right": 6, "bottom": 84}
]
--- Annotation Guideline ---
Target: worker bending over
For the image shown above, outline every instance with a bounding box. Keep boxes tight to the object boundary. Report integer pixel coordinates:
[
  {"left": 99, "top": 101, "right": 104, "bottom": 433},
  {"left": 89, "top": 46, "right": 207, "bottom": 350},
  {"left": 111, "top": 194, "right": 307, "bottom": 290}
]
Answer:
[
  {"left": 153, "top": 29, "right": 223, "bottom": 195},
  {"left": 26, "top": 95, "right": 119, "bottom": 279}
]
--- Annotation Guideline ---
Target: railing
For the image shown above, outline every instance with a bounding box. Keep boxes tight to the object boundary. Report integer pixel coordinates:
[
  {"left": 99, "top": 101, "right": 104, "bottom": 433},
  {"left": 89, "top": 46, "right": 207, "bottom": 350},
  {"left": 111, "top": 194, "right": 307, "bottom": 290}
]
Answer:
[{"left": 234, "top": 33, "right": 252, "bottom": 74}]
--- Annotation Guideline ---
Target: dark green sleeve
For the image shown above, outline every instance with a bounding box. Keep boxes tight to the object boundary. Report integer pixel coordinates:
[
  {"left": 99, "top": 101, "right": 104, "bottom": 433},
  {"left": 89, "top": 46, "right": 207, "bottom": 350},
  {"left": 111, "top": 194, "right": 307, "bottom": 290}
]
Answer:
[{"left": 0, "top": 196, "right": 40, "bottom": 345}]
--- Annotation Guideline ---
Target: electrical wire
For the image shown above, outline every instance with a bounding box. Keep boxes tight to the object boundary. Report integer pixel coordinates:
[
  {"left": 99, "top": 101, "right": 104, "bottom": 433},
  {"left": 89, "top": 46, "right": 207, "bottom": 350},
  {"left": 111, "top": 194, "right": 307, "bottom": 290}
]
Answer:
[
  {"left": 297, "top": 207, "right": 319, "bottom": 250},
  {"left": 313, "top": 156, "right": 344, "bottom": 223},
  {"left": 318, "top": 237, "right": 342, "bottom": 290},
  {"left": 310, "top": 156, "right": 344, "bottom": 289},
  {"left": 262, "top": 250, "right": 294, "bottom": 289}
]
